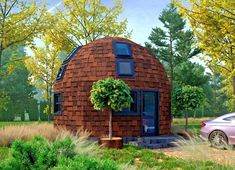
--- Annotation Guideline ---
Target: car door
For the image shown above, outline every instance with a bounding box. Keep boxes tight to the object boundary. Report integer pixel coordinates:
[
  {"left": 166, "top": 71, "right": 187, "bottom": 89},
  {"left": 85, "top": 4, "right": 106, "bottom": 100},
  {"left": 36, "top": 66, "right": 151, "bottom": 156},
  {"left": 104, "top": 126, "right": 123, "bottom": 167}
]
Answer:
[{"left": 223, "top": 116, "right": 235, "bottom": 144}]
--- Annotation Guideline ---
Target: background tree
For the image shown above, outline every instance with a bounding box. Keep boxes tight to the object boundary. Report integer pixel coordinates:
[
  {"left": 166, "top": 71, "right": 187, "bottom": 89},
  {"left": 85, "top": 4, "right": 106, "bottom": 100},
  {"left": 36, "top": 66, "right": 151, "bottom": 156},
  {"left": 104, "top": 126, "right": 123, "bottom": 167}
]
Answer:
[
  {"left": 204, "top": 74, "right": 230, "bottom": 117},
  {"left": 145, "top": 4, "right": 200, "bottom": 114},
  {"left": 90, "top": 78, "right": 132, "bottom": 139},
  {"left": 25, "top": 44, "right": 62, "bottom": 122},
  {"left": 45, "top": 0, "right": 131, "bottom": 53},
  {"left": 175, "top": 0, "right": 235, "bottom": 111},
  {"left": 0, "top": 46, "right": 48, "bottom": 121},
  {"left": 0, "top": 91, "right": 10, "bottom": 111},
  {"left": 174, "top": 61, "right": 210, "bottom": 87},
  {"left": 173, "top": 61, "right": 210, "bottom": 117},
  {"left": 173, "top": 85, "right": 204, "bottom": 130},
  {"left": 0, "top": 0, "right": 47, "bottom": 68}
]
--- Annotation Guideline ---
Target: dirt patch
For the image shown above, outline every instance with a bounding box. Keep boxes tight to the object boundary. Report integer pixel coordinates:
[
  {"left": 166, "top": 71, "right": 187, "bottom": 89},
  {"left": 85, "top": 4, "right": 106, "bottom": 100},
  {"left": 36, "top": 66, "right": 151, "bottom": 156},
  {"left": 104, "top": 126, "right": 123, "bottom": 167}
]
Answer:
[{"left": 157, "top": 145, "right": 235, "bottom": 166}]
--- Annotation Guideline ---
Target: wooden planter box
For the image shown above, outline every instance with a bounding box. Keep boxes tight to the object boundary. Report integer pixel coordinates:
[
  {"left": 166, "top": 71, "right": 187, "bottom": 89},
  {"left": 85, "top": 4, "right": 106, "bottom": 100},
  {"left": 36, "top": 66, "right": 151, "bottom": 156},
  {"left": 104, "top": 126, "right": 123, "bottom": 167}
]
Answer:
[{"left": 99, "top": 137, "right": 123, "bottom": 149}]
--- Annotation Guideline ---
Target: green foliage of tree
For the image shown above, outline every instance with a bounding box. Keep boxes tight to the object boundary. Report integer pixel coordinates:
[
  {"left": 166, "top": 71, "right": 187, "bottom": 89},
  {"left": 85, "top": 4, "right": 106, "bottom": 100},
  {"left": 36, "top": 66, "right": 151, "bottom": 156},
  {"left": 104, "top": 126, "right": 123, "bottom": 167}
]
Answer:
[
  {"left": 90, "top": 77, "right": 132, "bottom": 139},
  {"left": 0, "top": 91, "right": 10, "bottom": 111},
  {"left": 145, "top": 4, "right": 200, "bottom": 84},
  {"left": 174, "top": 85, "right": 204, "bottom": 112},
  {"left": 203, "top": 74, "right": 230, "bottom": 117},
  {"left": 173, "top": 85, "right": 204, "bottom": 129},
  {"left": 0, "top": 0, "right": 48, "bottom": 68},
  {"left": 145, "top": 4, "right": 200, "bottom": 116},
  {"left": 175, "top": 0, "right": 235, "bottom": 111},
  {"left": 25, "top": 44, "right": 62, "bottom": 122},
  {"left": 172, "top": 61, "right": 210, "bottom": 117},
  {"left": 174, "top": 61, "right": 210, "bottom": 87},
  {"left": 46, "top": 0, "right": 131, "bottom": 53},
  {"left": 0, "top": 47, "right": 48, "bottom": 121}
]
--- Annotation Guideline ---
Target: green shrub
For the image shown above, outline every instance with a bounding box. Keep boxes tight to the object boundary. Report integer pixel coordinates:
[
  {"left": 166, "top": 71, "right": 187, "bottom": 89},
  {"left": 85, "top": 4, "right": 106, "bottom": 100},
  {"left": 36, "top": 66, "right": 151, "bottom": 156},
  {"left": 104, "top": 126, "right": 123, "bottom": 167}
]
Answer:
[
  {"left": 53, "top": 156, "right": 119, "bottom": 170},
  {"left": 0, "top": 136, "right": 76, "bottom": 170},
  {"left": 0, "top": 136, "right": 114, "bottom": 170}
]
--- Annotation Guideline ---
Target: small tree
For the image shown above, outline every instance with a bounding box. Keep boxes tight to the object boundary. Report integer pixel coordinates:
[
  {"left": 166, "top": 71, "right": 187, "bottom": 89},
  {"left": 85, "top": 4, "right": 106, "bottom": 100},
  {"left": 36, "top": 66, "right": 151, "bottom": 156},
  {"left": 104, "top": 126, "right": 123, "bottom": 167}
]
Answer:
[
  {"left": 174, "top": 85, "right": 204, "bottom": 130},
  {"left": 25, "top": 44, "right": 62, "bottom": 122},
  {"left": 90, "top": 77, "right": 132, "bottom": 139}
]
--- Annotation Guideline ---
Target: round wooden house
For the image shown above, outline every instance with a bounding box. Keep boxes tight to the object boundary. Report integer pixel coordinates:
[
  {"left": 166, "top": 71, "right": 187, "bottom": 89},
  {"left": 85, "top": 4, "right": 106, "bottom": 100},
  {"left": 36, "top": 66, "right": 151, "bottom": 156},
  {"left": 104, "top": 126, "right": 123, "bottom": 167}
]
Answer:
[{"left": 54, "top": 37, "right": 171, "bottom": 138}]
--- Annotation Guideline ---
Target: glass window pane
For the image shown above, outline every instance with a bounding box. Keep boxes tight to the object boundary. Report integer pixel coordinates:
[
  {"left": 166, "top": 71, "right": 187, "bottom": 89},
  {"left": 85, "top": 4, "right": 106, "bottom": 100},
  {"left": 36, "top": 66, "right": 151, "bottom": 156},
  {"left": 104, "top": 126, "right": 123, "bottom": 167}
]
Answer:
[
  {"left": 121, "top": 91, "right": 137, "bottom": 113},
  {"left": 118, "top": 61, "right": 132, "bottom": 75},
  {"left": 224, "top": 116, "right": 235, "bottom": 121},
  {"left": 115, "top": 43, "right": 131, "bottom": 56},
  {"left": 143, "top": 92, "right": 156, "bottom": 116},
  {"left": 63, "top": 46, "right": 82, "bottom": 63},
  {"left": 56, "top": 65, "right": 67, "bottom": 80},
  {"left": 54, "top": 93, "right": 62, "bottom": 114}
]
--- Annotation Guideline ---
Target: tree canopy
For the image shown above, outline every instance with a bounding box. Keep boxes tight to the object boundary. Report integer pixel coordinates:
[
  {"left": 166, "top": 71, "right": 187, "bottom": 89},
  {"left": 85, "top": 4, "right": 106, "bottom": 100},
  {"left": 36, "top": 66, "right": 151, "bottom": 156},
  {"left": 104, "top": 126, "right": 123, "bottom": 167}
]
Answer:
[
  {"left": 25, "top": 44, "right": 62, "bottom": 121},
  {"left": 174, "top": 85, "right": 204, "bottom": 113},
  {"left": 45, "top": 0, "right": 131, "bottom": 53},
  {"left": 0, "top": 0, "right": 47, "bottom": 68},
  {"left": 90, "top": 77, "right": 132, "bottom": 112},
  {"left": 175, "top": 0, "right": 235, "bottom": 111},
  {"left": 145, "top": 4, "right": 200, "bottom": 84}
]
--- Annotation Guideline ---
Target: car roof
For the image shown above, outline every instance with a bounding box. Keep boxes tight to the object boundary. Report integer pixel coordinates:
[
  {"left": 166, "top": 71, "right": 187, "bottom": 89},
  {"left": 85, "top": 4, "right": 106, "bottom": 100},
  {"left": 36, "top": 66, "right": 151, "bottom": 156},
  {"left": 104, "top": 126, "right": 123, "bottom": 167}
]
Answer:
[{"left": 213, "top": 112, "right": 235, "bottom": 121}]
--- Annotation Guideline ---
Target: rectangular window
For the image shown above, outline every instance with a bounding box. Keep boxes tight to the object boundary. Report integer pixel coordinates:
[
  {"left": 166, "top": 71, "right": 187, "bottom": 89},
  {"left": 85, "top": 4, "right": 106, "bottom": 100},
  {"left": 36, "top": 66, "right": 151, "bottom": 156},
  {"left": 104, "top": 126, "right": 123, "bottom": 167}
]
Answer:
[
  {"left": 116, "top": 60, "right": 134, "bottom": 77},
  {"left": 54, "top": 93, "right": 62, "bottom": 115},
  {"left": 113, "top": 91, "right": 139, "bottom": 116},
  {"left": 56, "top": 65, "right": 67, "bottom": 81},
  {"left": 113, "top": 42, "right": 132, "bottom": 58}
]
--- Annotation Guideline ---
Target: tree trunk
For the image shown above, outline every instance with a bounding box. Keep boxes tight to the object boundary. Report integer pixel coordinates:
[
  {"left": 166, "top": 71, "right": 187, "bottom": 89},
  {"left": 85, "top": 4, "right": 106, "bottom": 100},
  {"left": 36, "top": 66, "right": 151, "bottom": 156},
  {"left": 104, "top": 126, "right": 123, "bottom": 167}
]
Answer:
[
  {"left": 169, "top": 34, "right": 174, "bottom": 119},
  {"left": 46, "top": 84, "right": 50, "bottom": 123},
  {"left": 109, "top": 110, "right": 112, "bottom": 139},
  {"left": 48, "top": 86, "right": 52, "bottom": 123},
  {"left": 0, "top": 49, "right": 2, "bottom": 68},
  {"left": 185, "top": 112, "right": 188, "bottom": 131}
]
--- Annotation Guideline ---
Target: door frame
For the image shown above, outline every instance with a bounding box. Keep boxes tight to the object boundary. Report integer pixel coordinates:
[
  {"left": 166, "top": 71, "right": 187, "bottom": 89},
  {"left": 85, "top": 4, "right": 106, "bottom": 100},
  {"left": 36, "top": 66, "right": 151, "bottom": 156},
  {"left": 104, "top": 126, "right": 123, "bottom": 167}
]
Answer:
[{"left": 140, "top": 90, "right": 160, "bottom": 136}]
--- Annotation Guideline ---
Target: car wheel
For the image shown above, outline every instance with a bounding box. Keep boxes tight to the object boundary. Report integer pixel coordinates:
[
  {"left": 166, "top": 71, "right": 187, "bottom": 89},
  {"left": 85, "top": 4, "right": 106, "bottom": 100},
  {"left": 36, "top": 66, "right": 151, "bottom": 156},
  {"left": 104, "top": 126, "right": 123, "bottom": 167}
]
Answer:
[{"left": 209, "top": 130, "right": 228, "bottom": 149}]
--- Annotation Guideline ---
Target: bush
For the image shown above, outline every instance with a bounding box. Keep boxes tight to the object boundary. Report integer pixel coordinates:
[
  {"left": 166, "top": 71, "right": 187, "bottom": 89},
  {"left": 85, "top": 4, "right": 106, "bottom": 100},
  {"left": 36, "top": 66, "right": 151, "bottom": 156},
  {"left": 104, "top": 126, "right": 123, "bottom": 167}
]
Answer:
[
  {"left": 0, "top": 136, "right": 76, "bottom": 170},
  {"left": 53, "top": 156, "right": 119, "bottom": 170},
  {"left": 0, "top": 136, "right": 119, "bottom": 170}
]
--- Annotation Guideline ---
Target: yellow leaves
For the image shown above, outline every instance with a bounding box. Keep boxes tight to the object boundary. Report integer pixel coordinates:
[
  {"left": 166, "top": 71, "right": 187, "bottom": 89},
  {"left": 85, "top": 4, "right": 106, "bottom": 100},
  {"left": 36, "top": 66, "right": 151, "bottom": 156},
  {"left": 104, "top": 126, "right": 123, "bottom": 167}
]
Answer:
[
  {"left": 174, "top": 0, "right": 235, "bottom": 110},
  {"left": 25, "top": 43, "right": 62, "bottom": 93},
  {"left": 0, "top": 0, "right": 48, "bottom": 50},
  {"left": 45, "top": 0, "right": 131, "bottom": 53}
]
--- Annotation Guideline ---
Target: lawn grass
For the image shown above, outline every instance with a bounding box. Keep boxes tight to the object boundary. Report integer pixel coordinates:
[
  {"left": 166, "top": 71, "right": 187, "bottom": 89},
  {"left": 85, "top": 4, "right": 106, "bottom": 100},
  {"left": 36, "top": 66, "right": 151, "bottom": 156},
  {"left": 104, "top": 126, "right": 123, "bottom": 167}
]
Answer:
[
  {"left": 100, "top": 145, "right": 232, "bottom": 170},
  {"left": 0, "top": 121, "right": 49, "bottom": 128},
  {"left": 0, "top": 147, "right": 10, "bottom": 161},
  {"left": 172, "top": 117, "right": 213, "bottom": 134},
  {"left": 1, "top": 118, "right": 230, "bottom": 169},
  {"left": 0, "top": 144, "right": 232, "bottom": 169}
]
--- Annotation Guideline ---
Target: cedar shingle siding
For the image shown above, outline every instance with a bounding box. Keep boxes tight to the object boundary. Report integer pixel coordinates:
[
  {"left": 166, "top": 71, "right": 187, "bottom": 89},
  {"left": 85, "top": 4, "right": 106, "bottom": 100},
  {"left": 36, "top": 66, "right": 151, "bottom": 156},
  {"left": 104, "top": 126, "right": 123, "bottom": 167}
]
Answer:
[{"left": 54, "top": 37, "right": 171, "bottom": 137}]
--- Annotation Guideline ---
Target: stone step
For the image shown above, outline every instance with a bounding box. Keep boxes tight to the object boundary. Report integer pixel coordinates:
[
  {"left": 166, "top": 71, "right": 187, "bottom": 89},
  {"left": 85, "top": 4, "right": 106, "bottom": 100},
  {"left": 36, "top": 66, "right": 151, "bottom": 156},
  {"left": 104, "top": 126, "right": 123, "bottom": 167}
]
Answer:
[
  {"left": 137, "top": 135, "right": 178, "bottom": 144},
  {"left": 126, "top": 135, "right": 179, "bottom": 149}
]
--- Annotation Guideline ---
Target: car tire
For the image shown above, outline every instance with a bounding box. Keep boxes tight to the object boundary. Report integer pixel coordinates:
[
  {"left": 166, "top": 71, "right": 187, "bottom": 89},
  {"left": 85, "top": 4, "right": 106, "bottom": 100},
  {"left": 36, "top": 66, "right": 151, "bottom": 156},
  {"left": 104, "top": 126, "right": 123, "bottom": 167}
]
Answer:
[{"left": 209, "top": 130, "right": 228, "bottom": 149}]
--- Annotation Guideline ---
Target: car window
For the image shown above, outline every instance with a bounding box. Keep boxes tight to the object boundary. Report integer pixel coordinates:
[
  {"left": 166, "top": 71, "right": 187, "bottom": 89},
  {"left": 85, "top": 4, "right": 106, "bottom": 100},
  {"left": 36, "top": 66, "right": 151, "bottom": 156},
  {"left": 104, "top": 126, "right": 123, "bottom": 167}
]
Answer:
[{"left": 223, "top": 116, "right": 235, "bottom": 121}]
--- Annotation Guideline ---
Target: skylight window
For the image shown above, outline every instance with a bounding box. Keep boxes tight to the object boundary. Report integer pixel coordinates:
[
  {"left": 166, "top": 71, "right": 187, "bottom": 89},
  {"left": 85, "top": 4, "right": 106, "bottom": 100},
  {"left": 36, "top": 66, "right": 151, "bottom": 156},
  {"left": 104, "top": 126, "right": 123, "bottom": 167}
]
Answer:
[
  {"left": 63, "top": 46, "right": 82, "bottom": 63},
  {"left": 113, "top": 42, "right": 132, "bottom": 58},
  {"left": 56, "top": 65, "right": 67, "bottom": 81},
  {"left": 116, "top": 60, "right": 134, "bottom": 77}
]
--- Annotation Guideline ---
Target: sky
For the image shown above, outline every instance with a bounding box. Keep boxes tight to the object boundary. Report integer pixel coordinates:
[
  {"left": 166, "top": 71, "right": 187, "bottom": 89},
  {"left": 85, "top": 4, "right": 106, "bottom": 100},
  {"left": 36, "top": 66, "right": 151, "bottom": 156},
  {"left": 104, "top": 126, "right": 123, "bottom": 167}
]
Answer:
[{"left": 45, "top": 0, "right": 171, "bottom": 45}]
